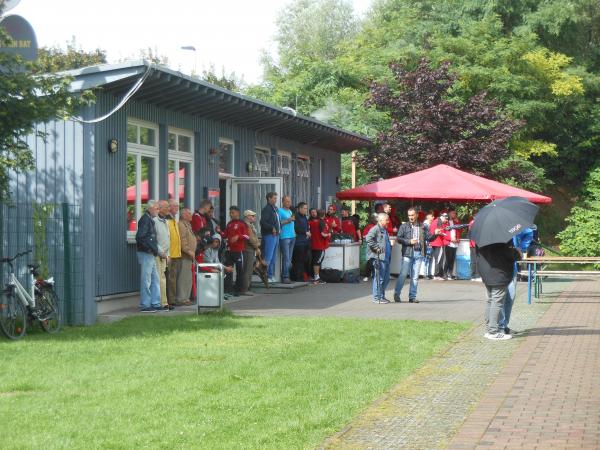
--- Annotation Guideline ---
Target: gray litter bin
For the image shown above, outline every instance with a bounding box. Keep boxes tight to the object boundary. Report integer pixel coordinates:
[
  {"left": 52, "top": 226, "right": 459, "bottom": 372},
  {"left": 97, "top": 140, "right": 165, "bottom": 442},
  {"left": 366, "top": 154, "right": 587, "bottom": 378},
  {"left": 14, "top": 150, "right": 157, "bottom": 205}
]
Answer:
[{"left": 196, "top": 263, "right": 224, "bottom": 311}]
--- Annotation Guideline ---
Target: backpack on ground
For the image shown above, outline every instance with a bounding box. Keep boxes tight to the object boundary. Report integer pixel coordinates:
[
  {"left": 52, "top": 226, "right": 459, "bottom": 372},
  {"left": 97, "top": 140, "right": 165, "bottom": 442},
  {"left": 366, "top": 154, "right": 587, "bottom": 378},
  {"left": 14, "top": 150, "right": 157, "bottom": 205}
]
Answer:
[{"left": 320, "top": 268, "right": 343, "bottom": 283}]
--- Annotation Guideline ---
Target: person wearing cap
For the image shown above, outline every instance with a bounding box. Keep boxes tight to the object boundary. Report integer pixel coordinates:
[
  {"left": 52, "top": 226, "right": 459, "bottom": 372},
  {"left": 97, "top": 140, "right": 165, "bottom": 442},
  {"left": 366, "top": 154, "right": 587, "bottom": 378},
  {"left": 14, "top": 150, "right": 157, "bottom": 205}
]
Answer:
[
  {"left": 224, "top": 205, "right": 249, "bottom": 296},
  {"left": 241, "top": 209, "right": 260, "bottom": 295}
]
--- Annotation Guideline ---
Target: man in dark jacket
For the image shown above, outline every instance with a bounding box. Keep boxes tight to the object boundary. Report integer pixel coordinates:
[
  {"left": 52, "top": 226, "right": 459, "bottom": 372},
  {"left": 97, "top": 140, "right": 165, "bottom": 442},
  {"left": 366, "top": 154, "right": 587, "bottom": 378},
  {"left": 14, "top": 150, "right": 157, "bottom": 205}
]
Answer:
[
  {"left": 260, "top": 191, "right": 280, "bottom": 283},
  {"left": 476, "top": 241, "right": 521, "bottom": 341},
  {"left": 292, "top": 202, "right": 311, "bottom": 281},
  {"left": 393, "top": 207, "right": 434, "bottom": 303},
  {"left": 366, "top": 213, "right": 392, "bottom": 304},
  {"left": 135, "top": 200, "right": 165, "bottom": 312}
]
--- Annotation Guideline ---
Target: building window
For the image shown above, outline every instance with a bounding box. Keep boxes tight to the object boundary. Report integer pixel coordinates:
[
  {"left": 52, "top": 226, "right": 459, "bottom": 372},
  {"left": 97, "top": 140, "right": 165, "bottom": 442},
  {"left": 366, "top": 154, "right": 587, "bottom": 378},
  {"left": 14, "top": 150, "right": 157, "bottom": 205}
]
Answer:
[
  {"left": 254, "top": 148, "right": 271, "bottom": 177},
  {"left": 276, "top": 152, "right": 291, "bottom": 198},
  {"left": 296, "top": 156, "right": 311, "bottom": 204},
  {"left": 126, "top": 120, "right": 159, "bottom": 239},
  {"left": 219, "top": 139, "right": 234, "bottom": 176},
  {"left": 168, "top": 128, "right": 194, "bottom": 211}
]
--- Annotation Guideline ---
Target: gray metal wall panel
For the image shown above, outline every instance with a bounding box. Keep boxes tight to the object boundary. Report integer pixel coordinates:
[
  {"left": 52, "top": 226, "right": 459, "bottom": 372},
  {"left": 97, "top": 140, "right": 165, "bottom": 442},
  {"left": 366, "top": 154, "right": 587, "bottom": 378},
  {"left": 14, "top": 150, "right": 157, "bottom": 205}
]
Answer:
[{"left": 6, "top": 117, "right": 87, "bottom": 324}]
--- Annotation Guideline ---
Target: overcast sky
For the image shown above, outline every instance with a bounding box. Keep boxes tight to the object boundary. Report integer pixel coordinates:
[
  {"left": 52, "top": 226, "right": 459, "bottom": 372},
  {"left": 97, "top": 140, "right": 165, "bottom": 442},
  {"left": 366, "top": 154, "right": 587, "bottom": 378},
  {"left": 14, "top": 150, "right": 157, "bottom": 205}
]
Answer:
[{"left": 7, "top": 0, "right": 373, "bottom": 83}]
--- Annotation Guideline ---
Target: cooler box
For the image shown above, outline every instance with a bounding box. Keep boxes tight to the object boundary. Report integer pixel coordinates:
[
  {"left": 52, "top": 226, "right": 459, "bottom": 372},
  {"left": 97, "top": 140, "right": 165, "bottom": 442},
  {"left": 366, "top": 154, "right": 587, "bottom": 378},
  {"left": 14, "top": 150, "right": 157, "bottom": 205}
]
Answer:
[
  {"left": 196, "top": 263, "right": 224, "bottom": 310},
  {"left": 455, "top": 255, "right": 471, "bottom": 280}
]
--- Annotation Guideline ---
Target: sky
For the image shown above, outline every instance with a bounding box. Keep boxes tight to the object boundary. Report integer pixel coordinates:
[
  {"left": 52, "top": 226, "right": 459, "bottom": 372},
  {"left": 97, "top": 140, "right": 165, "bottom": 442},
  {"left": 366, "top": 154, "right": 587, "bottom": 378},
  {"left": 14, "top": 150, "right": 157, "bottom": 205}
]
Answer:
[{"left": 6, "top": 0, "right": 373, "bottom": 84}]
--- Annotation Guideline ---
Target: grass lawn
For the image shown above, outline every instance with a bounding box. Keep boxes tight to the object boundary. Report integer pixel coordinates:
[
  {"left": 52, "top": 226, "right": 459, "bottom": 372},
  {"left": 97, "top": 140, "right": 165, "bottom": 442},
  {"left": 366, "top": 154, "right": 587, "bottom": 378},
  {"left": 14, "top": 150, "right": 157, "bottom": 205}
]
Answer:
[{"left": 0, "top": 312, "right": 468, "bottom": 449}]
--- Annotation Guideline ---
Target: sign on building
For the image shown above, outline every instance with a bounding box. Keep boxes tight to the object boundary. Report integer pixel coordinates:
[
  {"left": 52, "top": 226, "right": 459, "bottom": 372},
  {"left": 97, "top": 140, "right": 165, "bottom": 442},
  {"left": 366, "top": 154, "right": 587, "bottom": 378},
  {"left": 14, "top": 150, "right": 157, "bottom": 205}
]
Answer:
[{"left": 0, "top": 14, "right": 38, "bottom": 61}]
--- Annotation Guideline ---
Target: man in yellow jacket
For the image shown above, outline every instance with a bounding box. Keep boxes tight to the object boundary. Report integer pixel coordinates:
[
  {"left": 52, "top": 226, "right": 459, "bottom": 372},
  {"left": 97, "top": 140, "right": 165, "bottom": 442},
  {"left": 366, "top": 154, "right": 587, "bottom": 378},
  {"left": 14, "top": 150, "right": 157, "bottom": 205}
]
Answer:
[{"left": 166, "top": 199, "right": 182, "bottom": 309}]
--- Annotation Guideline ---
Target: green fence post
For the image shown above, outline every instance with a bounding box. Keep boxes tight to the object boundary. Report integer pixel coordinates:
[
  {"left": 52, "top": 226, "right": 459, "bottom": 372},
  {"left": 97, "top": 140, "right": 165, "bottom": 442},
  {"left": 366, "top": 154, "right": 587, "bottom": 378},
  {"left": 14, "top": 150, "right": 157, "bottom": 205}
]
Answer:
[{"left": 62, "top": 203, "right": 73, "bottom": 325}]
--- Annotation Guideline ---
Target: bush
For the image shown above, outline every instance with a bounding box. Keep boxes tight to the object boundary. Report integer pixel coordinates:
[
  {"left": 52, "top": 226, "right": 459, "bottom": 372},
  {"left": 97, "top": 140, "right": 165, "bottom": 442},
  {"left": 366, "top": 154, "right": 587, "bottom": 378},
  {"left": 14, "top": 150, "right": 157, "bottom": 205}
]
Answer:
[{"left": 556, "top": 166, "right": 600, "bottom": 256}]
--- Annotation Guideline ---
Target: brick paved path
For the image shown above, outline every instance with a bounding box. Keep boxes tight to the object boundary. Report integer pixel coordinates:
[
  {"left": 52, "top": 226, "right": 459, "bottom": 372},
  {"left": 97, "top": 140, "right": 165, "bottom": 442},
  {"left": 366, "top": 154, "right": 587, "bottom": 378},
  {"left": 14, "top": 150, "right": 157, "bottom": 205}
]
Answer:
[{"left": 447, "top": 278, "right": 600, "bottom": 449}]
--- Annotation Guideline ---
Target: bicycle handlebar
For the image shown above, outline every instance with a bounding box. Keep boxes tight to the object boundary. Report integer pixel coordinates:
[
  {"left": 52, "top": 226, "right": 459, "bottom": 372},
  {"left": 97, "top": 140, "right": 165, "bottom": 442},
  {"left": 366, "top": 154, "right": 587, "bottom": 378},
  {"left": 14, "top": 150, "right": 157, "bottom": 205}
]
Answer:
[{"left": 0, "top": 249, "right": 32, "bottom": 263}]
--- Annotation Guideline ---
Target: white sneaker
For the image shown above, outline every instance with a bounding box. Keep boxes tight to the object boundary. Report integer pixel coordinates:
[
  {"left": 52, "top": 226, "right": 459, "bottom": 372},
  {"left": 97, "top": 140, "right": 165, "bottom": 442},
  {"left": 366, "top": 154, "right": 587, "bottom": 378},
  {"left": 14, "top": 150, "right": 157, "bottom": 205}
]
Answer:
[
  {"left": 484, "top": 332, "right": 512, "bottom": 341},
  {"left": 362, "top": 277, "right": 368, "bottom": 282},
  {"left": 268, "top": 277, "right": 276, "bottom": 284},
  {"left": 471, "top": 277, "right": 482, "bottom": 282}
]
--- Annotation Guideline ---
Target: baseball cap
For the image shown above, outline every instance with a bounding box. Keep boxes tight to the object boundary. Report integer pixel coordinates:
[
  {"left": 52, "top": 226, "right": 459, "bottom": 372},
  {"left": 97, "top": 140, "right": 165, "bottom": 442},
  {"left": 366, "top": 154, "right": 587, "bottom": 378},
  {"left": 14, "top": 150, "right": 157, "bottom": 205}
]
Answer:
[{"left": 244, "top": 209, "right": 256, "bottom": 217}]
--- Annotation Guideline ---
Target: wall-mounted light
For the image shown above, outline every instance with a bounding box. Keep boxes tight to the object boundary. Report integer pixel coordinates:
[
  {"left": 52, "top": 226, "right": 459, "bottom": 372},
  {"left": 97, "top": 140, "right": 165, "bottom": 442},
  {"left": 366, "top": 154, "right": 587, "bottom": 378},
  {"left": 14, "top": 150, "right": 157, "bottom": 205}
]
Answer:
[
  {"left": 246, "top": 161, "right": 254, "bottom": 173},
  {"left": 108, "top": 138, "right": 118, "bottom": 153},
  {"left": 209, "top": 147, "right": 218, "bottom": 165}
]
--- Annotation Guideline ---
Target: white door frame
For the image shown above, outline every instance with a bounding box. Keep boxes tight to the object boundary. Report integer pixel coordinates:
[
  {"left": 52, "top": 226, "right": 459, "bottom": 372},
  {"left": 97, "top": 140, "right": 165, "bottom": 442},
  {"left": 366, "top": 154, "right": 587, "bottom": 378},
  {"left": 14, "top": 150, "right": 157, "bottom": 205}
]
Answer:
[{"left": 228, "top": 177, "right": 283, "bottom": 212}]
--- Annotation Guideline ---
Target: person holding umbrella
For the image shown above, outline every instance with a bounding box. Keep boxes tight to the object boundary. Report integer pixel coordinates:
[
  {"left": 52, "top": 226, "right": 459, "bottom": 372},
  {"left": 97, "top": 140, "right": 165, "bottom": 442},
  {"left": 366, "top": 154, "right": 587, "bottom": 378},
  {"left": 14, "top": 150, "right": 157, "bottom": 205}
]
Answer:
[{"left": 470, "top": 197, "right": 539, "bottom": 341}]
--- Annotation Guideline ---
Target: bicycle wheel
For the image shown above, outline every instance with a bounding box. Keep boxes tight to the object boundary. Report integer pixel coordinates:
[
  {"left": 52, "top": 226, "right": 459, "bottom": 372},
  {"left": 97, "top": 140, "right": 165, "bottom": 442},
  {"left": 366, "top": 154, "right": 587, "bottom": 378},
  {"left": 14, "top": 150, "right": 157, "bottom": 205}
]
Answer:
[
  {"left": 36, "top": 286, "right": 62, "bottom": 334},
  {"left": 0, "top": 289, "right": 27, "bottom": 340}
]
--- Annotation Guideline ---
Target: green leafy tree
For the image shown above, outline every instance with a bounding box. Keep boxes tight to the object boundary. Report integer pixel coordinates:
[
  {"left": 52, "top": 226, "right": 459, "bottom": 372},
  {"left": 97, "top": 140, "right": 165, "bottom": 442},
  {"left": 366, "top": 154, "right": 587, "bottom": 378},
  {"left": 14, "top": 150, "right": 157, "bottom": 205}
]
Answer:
[
  {"left": 0, "top": 18, "right": 93, "bottom": 201},
  {"left": 32, "top": 37, "right": 107, "bottom": 73},
  {"left": 557, "top": 165, "right": 600, "bottom": 256},
  {"left": 199, "top": 64, "right": 244, "bottom": 92}
]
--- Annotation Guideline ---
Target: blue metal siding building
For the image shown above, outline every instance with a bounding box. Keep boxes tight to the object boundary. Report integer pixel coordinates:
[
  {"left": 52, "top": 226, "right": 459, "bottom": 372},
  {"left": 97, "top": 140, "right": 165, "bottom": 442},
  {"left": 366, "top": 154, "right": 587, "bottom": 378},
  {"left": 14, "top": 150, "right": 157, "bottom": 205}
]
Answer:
[{"left": 10, "top": 61, "right": 370, "bottom": 324}]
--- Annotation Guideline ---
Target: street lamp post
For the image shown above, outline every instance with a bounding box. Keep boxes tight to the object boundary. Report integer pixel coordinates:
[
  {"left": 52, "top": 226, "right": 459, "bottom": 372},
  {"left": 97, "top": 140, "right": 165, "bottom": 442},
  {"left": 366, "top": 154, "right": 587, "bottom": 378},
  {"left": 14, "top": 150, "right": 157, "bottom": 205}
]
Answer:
[{"left": 180, "top": 45, "right": 197, "bottom": 75}]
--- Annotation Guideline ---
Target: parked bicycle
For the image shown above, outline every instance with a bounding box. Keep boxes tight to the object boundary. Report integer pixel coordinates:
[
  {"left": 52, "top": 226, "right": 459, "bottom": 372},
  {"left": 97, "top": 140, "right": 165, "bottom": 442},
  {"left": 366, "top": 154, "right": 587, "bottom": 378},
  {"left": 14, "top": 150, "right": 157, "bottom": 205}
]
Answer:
[{"left": 0, "top": 250, "right": 61, "bottom": 340}]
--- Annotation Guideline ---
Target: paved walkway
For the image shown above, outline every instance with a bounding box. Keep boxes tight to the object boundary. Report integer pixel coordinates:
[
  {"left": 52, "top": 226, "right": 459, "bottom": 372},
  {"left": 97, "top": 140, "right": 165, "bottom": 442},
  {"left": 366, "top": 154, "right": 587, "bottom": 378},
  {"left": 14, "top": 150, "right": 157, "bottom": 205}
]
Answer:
[
  {"left": 321, "top": 277, "right": 600, "bottom": 449},
  {"left": 447, "top": 278, "right": 600, "bottom": 449}
]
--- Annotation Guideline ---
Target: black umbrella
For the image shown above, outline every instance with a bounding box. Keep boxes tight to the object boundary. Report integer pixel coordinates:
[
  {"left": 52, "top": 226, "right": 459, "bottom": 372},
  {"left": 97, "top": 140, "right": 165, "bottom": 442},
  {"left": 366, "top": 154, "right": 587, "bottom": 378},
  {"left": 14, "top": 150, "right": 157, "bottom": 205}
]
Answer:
[{"left": 470, "top": 196, "right": 539, "bottom": 248}]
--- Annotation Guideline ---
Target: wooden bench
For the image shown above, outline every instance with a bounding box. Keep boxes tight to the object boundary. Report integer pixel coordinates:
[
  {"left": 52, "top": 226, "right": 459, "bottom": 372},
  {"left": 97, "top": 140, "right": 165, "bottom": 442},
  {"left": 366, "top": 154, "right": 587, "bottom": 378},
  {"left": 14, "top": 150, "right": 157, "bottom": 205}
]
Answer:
[{"left": 518, "top": 256, "right": 600, "bottom": 304}]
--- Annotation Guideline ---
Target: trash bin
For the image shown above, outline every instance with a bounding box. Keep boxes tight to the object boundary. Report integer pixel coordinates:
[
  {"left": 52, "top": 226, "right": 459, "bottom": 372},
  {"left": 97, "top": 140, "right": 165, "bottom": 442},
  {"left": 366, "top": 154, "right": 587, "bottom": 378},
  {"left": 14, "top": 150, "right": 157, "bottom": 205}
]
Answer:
[
  {"left": 196, "top": 263, "right": 224, "bottom": 311},
  {"left": 456, "top": 255, "right": 471, "bottom": 280}
]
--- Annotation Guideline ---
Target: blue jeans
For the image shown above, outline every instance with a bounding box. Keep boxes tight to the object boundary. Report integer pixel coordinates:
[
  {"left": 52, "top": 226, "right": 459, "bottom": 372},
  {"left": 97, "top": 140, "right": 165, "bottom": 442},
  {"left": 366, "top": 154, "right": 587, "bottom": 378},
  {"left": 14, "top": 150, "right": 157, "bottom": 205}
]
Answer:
[
  {"left": 280, "top": 238, "right": 295, "bottom": 280},
  {"left": 263, "top": 233, "right": 279, "bottom": 279},
  {"left": 394, "top": 251, "right": 422, "bottom": 300},
  {"left": 137, "top": 251, "right": 161, "bottom": 309},
  {"left": 372, "top": 258, "right": 391, "bottom": 300},
  {"left": 499, "top": 274, "right": 517, "bottom": 329}
]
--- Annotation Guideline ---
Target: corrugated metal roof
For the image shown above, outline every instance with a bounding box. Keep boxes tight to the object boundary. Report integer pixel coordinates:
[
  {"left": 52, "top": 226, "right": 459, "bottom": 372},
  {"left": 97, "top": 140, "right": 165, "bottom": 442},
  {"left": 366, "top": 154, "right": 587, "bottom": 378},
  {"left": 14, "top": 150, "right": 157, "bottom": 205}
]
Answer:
[{"left": 62, "top": 60, "right": 372, "bottom": 152}]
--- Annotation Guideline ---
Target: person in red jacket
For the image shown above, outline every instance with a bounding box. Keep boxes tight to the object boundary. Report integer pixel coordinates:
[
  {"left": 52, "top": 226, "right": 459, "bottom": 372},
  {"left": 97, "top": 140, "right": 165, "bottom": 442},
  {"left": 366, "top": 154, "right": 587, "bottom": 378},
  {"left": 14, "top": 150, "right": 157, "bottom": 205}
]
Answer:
[
  {"left": 325, "top": 204, "right": 341, "bottom": 234},
  {"left": 224, "top": 205, "right": 249, "bottom": 295},
  {"left": 429, "top": 212, "right": 451, "bottom": 280},
  {"left": 341, "top": 208, "right": 361, "bottom": 242},
  {"left": 309, "top": 209, "right": 331, "bottom": 284}
]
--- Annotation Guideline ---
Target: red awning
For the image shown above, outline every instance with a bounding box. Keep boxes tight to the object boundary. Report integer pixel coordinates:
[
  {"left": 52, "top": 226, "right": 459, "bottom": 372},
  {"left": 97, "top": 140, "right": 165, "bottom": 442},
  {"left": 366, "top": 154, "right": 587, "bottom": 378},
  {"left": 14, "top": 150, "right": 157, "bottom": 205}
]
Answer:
[
  {"left": 337, "top": 164, "right": 552, "bottom": 204},
  {"left": 127, "top": 168, "right": 185, "bottom": 203}
]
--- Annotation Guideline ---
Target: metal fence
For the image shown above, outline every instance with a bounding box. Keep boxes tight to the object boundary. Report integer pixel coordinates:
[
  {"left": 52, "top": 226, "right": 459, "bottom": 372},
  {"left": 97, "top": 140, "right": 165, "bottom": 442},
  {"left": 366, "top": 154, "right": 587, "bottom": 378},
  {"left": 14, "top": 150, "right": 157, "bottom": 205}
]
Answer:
[{"left": 0, "top": 202, "right": 84, "bottom": 325}]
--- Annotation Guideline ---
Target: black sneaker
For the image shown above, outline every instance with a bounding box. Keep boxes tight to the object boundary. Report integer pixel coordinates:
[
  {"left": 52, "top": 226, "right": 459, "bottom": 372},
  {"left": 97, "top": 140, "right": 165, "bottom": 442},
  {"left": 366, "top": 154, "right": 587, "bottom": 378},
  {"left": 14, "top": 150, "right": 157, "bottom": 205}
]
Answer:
[
  {"left": 409, "top": 299, "right": 419, "bottom": 303},
  {"left": 151, "top": 306, "right": 165, "bottom": 312},
  {"left": 140, "top": 308, "right": 156, "bottom": 313},
  {"left": 504, "top": 327, "right": 518, "bottom": 335},
  {"left": 393, "top": 293, "right": 401, "bottom": 302}
]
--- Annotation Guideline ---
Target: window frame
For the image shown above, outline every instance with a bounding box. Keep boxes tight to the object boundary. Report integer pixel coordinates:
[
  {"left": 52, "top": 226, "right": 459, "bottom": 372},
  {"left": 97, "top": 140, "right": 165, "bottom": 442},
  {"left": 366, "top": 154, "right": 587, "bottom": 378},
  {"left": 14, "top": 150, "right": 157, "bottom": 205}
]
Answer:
[
  {"left": 168, "top": 127, "right": 195, "bottom": 214},
  {"left": 254, "top": 147, "right": 271, "bottom": 178},
  {"left": 218, "top": 138, "right": 235, "bottom": 177},
  {"left": 276, "top": 150, "right": 292, "bottom": 198},
  {"left": 295, "top": 154, "right": 311, "bottom": 205},
  {"left": 126, "top": 119, "right": 160, "bottom": 243}
]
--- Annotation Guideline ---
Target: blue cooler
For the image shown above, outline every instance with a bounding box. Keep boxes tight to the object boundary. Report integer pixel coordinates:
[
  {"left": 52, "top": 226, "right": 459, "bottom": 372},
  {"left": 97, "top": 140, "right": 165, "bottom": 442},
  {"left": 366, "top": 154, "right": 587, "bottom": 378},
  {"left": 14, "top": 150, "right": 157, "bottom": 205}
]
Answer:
[{"left": 456, "top": 255, "right": 471, "bottom": 280}]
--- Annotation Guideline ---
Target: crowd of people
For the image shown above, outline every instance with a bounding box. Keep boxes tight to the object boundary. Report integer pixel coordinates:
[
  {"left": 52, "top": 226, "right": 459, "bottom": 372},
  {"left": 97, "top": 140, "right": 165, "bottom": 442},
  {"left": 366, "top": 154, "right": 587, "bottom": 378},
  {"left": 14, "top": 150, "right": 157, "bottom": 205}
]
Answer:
[
  {"left": 134, "top": 192, "right": 370, "bottom": 312},
  {"left": 134, "top": 195, "right": 529, "bottom": 343}
]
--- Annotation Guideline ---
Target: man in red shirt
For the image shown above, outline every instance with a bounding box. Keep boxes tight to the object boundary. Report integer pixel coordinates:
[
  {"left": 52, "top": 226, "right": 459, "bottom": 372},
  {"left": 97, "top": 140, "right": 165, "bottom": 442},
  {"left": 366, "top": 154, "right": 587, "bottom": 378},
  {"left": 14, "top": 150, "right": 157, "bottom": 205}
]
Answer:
[
  {"left": 325, "top": 204, "right": 341, "bottom": 234},
  {"left": 341, "top": 208, "right": 361, "bottom": 242},
  {"left": 192, "top": 199, "right": 212, "bottom": 235},
  {"left": 224, "top": 205, "right": 249, "bottom": 295},
  {"left": 309, "top": 209, "right": 331, "bottom": 284},
  {"left": 383, "top": 202, "right": 399, "bottom": 235}
]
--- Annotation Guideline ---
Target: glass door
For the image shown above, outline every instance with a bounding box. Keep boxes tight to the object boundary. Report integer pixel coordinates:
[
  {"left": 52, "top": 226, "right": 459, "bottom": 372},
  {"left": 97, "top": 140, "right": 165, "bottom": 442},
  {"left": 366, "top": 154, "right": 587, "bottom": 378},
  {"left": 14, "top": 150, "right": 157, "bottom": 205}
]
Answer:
[{"left": 229, "top": 177, "right": 283, "bottom": 281}]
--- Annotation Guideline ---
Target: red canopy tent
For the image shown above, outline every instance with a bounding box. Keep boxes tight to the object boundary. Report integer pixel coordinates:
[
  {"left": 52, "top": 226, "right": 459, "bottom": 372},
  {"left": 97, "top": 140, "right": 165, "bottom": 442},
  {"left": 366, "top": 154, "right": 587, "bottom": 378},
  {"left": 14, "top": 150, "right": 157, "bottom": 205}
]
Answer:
[
  {"left": 127, "top": 169, "right": 185, "bottom": 203},
  {"left": 337, "top": 164, "right": 552, "bottom": 204}
]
